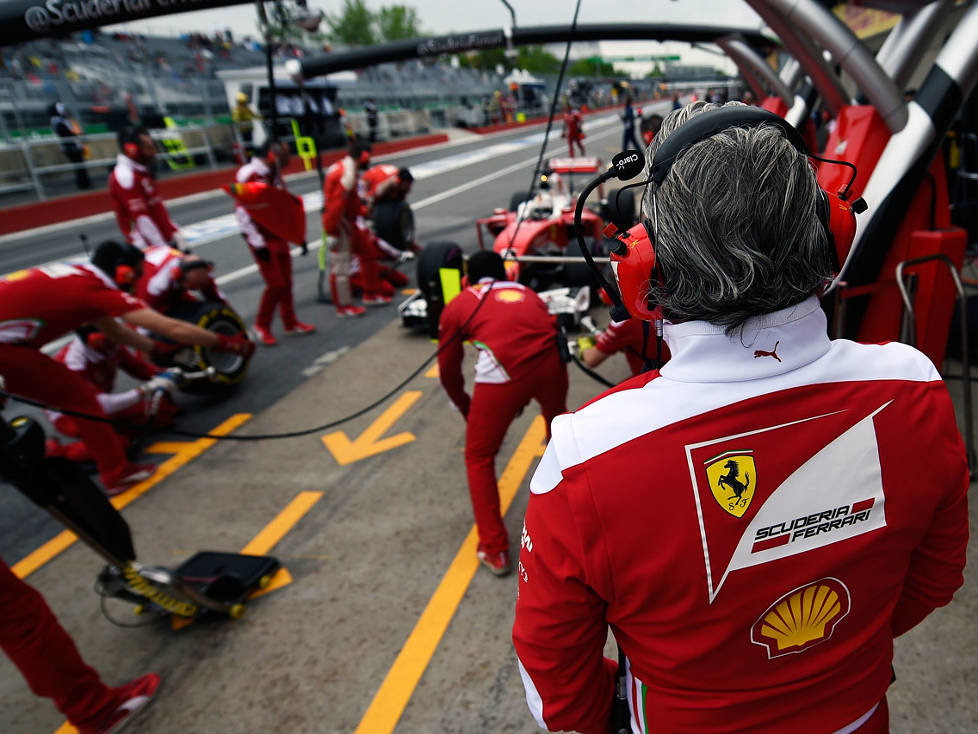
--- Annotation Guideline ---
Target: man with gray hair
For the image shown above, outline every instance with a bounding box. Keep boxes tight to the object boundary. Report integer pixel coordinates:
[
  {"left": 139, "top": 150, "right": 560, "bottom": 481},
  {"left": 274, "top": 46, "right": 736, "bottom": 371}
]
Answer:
[{"left": 513, "top": 102, "right": 968, "bottom": 733}]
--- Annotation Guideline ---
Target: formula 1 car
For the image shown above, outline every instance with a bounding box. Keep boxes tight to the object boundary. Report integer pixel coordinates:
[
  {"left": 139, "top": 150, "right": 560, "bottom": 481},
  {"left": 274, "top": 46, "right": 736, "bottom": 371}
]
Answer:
[{"left": 476, "top": 157, "right": 636, "bottom": 292}]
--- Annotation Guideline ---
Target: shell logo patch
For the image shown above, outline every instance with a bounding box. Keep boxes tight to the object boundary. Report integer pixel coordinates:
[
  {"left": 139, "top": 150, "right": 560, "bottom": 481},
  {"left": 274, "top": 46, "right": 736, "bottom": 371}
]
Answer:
[
  {"left": 706, "top": 451, "right": 756, "bottom": 518},
  {"left": 494, "top": 288, "right": 526, "bottom": 304},
  {"left": 750, "top": 578, "right": 850, "bottom": 658}
]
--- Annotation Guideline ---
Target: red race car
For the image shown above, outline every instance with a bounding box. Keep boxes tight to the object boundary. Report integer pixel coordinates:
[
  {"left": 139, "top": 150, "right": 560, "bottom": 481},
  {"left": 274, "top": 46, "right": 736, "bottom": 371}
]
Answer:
[{"left": 475, "top": 157, "right": 636, "bottom": 292}]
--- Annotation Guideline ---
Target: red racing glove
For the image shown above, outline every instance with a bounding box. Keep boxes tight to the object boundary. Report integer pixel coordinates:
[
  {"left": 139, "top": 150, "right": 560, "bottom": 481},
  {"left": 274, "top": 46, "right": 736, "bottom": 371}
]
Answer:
[{"left": 215, "top": 333, "right": 256, "bottom": 358}]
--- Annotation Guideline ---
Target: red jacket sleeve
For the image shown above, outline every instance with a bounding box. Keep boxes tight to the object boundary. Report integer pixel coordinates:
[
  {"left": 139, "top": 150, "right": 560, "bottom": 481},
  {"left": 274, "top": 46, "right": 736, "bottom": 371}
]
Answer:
[
  {"left": 117, "top": 347, "right": 162, "bottom": 381},
  {"left": 513, "top": 459, "right": 616, "bottom": 734},
  {"left": 891, "top": 387, "right": 970, "bottom": 636},
  {"left": 436, "top": 295, "right": 470, "bottom": 417}
]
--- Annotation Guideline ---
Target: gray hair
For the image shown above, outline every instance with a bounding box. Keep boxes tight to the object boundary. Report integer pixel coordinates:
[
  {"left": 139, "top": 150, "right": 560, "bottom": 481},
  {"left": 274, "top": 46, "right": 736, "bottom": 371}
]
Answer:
[{"left": 641, "top": 101, "right": 834, "bottom": 332}]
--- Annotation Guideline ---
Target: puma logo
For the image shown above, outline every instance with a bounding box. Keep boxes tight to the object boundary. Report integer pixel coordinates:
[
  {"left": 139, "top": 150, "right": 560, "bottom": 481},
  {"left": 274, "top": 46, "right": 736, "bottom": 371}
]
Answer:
[{"left": 753, "top": 340, "right": 781, "bottom": 362}]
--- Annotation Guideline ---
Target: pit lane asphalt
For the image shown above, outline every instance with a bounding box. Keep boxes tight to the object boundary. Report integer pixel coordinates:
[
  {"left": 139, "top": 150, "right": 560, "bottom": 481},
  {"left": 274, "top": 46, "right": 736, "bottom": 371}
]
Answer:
[{"left": 2, "top": 101, "right": 976, "bottom": 732}]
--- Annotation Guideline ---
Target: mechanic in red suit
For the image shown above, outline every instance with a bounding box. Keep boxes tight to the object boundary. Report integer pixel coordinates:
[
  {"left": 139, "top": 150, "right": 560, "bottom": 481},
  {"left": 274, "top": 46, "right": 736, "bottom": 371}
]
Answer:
[
  {"left": 108, "top": 126, "right": 188, "bottom": 252},
  {"left": 561, "top": 103, "right": 586, "bottom": 158},
  {"left": 136, "top": 244, "right": 225, "bottom": 314},
  {"left": 44, "top": 327, "right": 179, "bottom": 463},
  {"left": 513, "top": 102, "right": 969, "bottom": 733},
  {"left": 438, "top": 251, "right": 568, "bottom": 576},
  {"left": 0, "top": 555, "right": 159, "bottom": 734},
  {"left": 0, "top": 240, "right": 254, "bottom": 494},
  {"left": 322, "top": 137, "right": 374, "bottom": 316},
  {"left": 235, "top": 139, "right": 316, "bottom": 345},
  {"left": 579, "top": 309, "right": 671, "bottom": 378}
]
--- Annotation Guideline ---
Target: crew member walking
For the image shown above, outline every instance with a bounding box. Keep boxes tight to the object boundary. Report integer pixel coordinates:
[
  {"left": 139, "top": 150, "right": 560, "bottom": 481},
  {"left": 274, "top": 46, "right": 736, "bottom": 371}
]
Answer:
[
  {"left": 562, "top": 103, "right": 586, "bottom": 158},
  {"left": 235, "top": 139, "right": 315, "bottom": 345},
  {"left": 438, "top": 251, "right": 568, "bottom": 576}
]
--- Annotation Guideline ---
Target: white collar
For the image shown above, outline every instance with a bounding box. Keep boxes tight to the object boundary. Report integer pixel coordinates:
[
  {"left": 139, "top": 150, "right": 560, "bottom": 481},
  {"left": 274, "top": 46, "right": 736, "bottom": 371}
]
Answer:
[
  {"left": 78, "top": 263, "right": 121, "bottom": 291},
  {"left": 660, "top": 296, "right": 831, "bottom": 383}
]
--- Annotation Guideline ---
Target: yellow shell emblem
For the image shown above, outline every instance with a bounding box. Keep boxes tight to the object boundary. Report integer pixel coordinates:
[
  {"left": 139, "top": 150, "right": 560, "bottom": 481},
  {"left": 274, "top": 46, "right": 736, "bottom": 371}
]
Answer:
[
  {"left": 751, "top": 578, "right": 850, "bottom": 658},
  {"left": 705, "top": 451, "right": 756, "bottom": 518},
  {"left": 494, "top": 288, "right": 525, "bottom": 303}
]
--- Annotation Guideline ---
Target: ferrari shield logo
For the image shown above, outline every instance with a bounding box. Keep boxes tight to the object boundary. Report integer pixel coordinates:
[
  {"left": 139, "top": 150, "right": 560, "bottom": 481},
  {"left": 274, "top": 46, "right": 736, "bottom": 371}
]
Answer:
[{"left": 706, "top": 451, "right": 756, "bottom": 518}]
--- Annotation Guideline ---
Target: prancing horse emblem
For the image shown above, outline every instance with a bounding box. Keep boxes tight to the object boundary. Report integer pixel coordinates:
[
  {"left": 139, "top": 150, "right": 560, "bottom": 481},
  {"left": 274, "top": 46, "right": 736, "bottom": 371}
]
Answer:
[{"left": 706, "top": 452, "right": 757, "bottom": 518}]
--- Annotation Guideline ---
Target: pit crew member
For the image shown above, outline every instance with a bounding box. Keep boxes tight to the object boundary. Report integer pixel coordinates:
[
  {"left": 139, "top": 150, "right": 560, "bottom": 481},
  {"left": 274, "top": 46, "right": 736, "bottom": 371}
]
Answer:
[
  {"left": 561, "top": 103, "right": 586, "bottom": 158},
  {"left": 235, "top": 138, "right": 316, "bottom": 345},
  {"left": 44, "top": 326, "right": 179, "bottom": 463},
  {"left": 322, "top": 137, "right": 373, "bottom": 316},
  {"left": 0, "top": 240, "right": 254, "bottom": 495},
  {"left": 438, "top": 251, "right": 569, "bottom": 576},
  {"left": 136, "top": 244, "right": 225, "bottom": 314},
  {"left": 513, "top": 102, "right": 969, "bottom": 733},
  {"left": 108, "top": 126, "right": 188, "bottom": 252}
]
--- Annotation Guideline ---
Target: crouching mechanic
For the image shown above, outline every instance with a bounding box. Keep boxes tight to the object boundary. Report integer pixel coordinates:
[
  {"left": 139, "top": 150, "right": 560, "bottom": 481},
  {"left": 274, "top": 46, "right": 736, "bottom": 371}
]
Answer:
[
  {"left": 438, "top": 251, "right": 568, "bottom": 576},
  {"left": 0, "top": 241, "right": 254, "bottom": 495},
  {"left": 513, "top": 102, "right": 969, "bottom": 733},
  {"left": 45, "top": 326, "right": 180, "bottom": 463},
  {"left": 136, "top": 243, "right": 225, "bottom": 314}
]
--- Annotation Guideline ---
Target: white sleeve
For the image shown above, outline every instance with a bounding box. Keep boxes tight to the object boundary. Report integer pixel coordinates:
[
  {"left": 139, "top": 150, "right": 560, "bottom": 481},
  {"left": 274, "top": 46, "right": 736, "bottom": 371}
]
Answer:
[{"left": 96, "top": 388, "right": 143, "bottom": 415}]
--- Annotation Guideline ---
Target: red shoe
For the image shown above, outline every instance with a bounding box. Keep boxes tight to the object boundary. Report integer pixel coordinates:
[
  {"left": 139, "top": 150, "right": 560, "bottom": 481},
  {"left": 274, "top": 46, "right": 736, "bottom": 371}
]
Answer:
[
  {"left": 476, "top": 546, "right": 512, "bottom": 576},
  {"left": 253, "top": 324, "right": 277, "bottom": 346},
  {"left": 101, "top": 462, "right": 156, "bottom": 497},
  {"left": 336, "top": 305, "right": 366, "bottom": 318},
  {"left": 87, "top": 672, "right": 161, "bottom": 734},
  {"left": 363, "top": 293, "right": 393, "bottom": 306},
  {"left": 284, "top": 320, "right": 316, "bottom": 336}
]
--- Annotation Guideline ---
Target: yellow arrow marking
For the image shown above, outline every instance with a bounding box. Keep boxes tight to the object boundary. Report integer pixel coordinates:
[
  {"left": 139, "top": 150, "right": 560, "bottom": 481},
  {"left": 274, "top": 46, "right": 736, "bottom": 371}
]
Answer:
[
  {"left": 424, "top": 363, "right": 439, "bottom": 378},
  {"left": 13, "top": 413, "right": 252, "bottom": 580},
  {"left": 353, "top": 415, "right": 548, "bottom": 734},
  {"left": 321, "top": 390, "right": 422, "bottom": 465}
]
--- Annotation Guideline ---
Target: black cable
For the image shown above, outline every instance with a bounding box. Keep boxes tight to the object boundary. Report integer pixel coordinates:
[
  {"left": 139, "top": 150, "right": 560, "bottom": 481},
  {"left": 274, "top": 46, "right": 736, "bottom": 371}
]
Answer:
[
  {"left": 0, "top": 285, "right": 494, "bottom": 442},
  {"left": 571, "top": 354, "right": 615, "bottom": 388},
  {"left": 504, "top": 0, "right": 582, "bottom": 254}
]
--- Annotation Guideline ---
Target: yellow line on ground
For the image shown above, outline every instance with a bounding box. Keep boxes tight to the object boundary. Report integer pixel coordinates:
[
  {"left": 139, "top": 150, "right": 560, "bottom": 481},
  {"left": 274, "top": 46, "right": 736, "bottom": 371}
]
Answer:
[
  {"left": 353, "top": 415, "right": 548, "bottom": 734},
  {"left": 240, "top": 490, "right": 323, "bottom": 556},
  {"left": 12, "top": 414, "right": 253, "bottom": 580}
]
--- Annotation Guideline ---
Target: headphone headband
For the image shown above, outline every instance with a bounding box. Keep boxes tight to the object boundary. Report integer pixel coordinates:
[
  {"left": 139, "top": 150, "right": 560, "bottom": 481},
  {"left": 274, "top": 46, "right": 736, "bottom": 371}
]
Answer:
[{"left": 650, "top": 106, "right": 809, "bottom": 186}]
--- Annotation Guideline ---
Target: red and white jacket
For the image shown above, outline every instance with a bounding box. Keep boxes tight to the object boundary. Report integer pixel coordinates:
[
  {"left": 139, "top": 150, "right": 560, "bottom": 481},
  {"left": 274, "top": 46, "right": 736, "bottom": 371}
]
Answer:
[
  {"left": 513, "top": 296, "right": 969, "bottom": 734},
  {"left": 136, "top": 244, "right": 224, "bottom": 312},
  {"left": 45, "top": 336, "right": 159, "bottom": 420},
  {"left": 437, "top": 279, "right": 558, "bottom": 416},
  {"left": 108, "top": 154, "right": 179, "bottom": 249},
  {"left": 360, "top": 163, "right": 401, "bottom": 204},
  {"left": 322, "top": 155, "right": 361, "bottom": 237},
  {"left": 235, "top": 156, "right": 285, "bottom": 252}
]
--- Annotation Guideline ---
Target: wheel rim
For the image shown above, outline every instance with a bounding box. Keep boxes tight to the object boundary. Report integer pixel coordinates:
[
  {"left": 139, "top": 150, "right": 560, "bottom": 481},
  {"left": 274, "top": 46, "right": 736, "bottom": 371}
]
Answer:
[{"left": 202, "top": 320, "right": 244, "bottom": 374}]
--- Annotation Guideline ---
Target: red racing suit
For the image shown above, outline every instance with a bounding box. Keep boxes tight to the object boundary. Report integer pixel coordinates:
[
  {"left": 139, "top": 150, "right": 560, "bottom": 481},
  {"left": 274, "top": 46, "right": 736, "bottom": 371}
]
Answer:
[
  {"left": 0, "top": 263, "right": 149, "bottom": 486},
  {"left": 563, "top": 108, "right": 585, "bottom": 158},
  {"left": 108, "top": 154, "right": 179, "bottom": 249},
  {"left": 438, "top": 279, "right": 569, "bottom": 554},
  {"left": 360, "top": 163, "right": 401, "bottom": 203},
  {"left": 594, "top": 317, "right": 658, "bottom": 376},
  {"left": 235, "top": 156, "right": 299, "bottom": 330},
  {"left": 135, "top": 244, "right": 224, "bottom": 314},
  {"left": 513, "top": 296, "right": 969, "bottom": 734},
  {"left": 322, "top": 154, "right": 364, "bottom": 306},
  {"left": 45, "top": 336, "right": 167, "bottom": 461}
]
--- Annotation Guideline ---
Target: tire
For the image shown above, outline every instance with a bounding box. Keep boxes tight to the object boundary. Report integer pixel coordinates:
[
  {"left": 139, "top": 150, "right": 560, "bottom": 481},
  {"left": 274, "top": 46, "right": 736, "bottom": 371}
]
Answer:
[
  {"left": 416, "top": 242, "right": 464, "bottom": 338},
  {"left": 372, "top": 200, "right": 415, "bottom": 250},
  {"left": 509, "top": 191, "right": 531, "bottom": 212},
  {"left": 603, "top": 188, "right": 636, "bottom": 230},
  {"left": 164, "top": 301, "right": 251, "bottom": 392}
]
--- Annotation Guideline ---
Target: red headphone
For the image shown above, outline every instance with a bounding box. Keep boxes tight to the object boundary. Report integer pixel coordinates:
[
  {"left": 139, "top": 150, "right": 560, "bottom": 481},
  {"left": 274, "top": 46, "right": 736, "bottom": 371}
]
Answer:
[
  {"left": 358, "top": 149, "right": 371, "bottom": 167},
  {"left": 86, "top": 331, "right": 109, "bottom": 351},
  {"left": 115, "top": 264, "right": 137, "bottom": 288},
  {"left": 610, "top": 107, "right": 865, "bottom": 322}
]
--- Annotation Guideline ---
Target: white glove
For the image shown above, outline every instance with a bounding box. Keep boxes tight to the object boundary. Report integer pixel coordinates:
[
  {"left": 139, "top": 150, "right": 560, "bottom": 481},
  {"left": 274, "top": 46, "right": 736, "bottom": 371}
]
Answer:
[
  {"left": 398, "top": 251, "right": 415, "bottom": 264},
  {"left": 142, "top": 375, "right": 177, "bottom": 397},
  {"left": 172, "top": 230, "right": 190, "bottom": 253}
]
